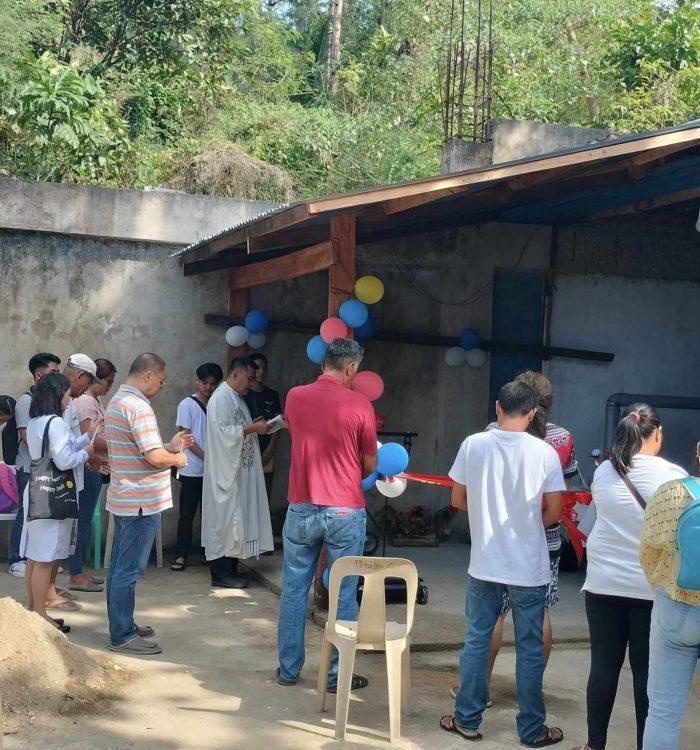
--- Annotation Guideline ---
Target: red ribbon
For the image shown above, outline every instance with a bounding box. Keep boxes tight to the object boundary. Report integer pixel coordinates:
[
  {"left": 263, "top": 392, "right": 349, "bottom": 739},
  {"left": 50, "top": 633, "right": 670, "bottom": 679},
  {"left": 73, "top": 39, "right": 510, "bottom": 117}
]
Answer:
[{"left": 397, "top": 473, "right": 592, "bottom": 562}]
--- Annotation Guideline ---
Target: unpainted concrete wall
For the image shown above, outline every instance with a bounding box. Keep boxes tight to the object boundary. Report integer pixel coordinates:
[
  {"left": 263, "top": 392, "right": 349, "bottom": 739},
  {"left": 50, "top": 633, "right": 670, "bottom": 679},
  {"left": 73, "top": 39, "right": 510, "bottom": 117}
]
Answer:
[
  {"left": 548, "top": 274, "right": 700, "bottom": 481},
  {"left": 0, "top": 229, "right": 228, "bottom": 549},
  {"left": 490, "top": 119, "right": 614, "bottom": 164},
  {"left": 0, "top": 178, "right": 279, "bottom": 245}
]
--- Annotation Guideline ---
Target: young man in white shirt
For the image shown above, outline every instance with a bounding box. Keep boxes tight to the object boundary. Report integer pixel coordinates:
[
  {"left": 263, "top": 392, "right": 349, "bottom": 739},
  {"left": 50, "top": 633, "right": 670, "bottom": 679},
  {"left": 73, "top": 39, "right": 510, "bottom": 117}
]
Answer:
[
  {"left": 170, "top": 362, "right": 223, "bottom": 572},
  {"left": 441, "top": 380, "right": 566, "bottom": 748}
]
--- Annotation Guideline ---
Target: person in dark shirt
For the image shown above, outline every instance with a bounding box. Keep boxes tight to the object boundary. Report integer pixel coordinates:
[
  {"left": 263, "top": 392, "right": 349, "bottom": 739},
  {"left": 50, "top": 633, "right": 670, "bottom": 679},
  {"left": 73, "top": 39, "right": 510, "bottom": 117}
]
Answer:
[
  {"left": 0, "top": 396, "right": 17, "bottom": 464},
  {"left": 243, "top": 353, "right": 282, "bottom": 504}
]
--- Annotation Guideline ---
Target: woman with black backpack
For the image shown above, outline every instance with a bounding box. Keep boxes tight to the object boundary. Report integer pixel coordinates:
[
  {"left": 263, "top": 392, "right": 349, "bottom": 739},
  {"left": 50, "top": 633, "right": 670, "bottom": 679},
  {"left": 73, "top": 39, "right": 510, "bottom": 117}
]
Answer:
[{"left": 640, "top": 442, "right": 700, "bottom": 749}]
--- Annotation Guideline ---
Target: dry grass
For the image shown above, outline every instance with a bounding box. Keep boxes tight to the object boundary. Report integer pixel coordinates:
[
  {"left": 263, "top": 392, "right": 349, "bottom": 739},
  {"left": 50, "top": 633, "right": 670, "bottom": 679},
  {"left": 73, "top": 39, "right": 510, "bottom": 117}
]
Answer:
[{"left": 163, "top": 140, "right": 295, "bottom": 201}]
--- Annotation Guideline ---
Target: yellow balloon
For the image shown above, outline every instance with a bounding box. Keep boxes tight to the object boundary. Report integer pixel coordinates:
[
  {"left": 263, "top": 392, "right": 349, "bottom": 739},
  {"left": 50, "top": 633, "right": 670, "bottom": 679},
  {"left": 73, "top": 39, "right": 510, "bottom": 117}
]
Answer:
[{"left": 354, "top": 275, "right": 384, "bottom": 304}]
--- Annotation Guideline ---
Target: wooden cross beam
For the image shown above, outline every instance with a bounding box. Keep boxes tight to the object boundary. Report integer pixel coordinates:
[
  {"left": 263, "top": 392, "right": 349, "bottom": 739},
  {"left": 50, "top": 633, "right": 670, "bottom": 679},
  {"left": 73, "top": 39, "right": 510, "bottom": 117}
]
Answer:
[{"left": 205, "top": 314, "right": 615, "bottom": 363}]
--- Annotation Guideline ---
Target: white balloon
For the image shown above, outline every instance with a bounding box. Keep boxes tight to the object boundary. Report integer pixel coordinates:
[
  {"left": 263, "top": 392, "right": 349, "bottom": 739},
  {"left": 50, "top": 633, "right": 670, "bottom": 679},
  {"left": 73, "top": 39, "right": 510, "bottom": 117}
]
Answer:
[
  {"left": 445, "top": 346, "right": 467, "bottom": 367},
  {"left": 225, "top": 325, "right": 249, "bottom": 347},
  {"left": 465, "top": 348, "right": 487, "bottom": 368},
  {"left": 248, "top": 332, "right": 266, "bottom": 349},
  {"left": 376, "top": 476, "right": 408, "bottom": 498},
  {"left": 377, "top": 440, "right": 383, "bottom": 449}
]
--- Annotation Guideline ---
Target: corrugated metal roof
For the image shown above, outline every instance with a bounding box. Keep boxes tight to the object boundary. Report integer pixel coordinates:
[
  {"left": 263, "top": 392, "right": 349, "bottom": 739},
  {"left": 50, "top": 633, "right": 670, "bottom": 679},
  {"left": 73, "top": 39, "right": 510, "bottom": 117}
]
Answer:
[{"left": 176, "top": 120, "right": 700, "bottom": 275}]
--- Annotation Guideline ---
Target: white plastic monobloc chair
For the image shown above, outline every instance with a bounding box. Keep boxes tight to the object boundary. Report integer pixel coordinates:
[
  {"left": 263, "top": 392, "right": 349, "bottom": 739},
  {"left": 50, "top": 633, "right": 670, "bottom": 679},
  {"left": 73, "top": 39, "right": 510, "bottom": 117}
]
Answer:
[{"left": 315, "top": 556, "right": 418, "bottom": 742}]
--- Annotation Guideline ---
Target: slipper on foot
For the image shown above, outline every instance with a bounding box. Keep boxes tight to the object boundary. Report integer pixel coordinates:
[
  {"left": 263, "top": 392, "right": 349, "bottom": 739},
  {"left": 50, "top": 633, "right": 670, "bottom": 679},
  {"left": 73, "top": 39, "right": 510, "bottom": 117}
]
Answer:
[
  {"left": 439, "top": 715, "right": 482, "bottom": 742},
  {"left": 68, "top": 581, "right": 103, "bottom": 592},
  {"left": 520, "top": 726, "right": 564, "bottom": 748},
  {"left": 55, "top": 588, "right": 79, "bottom": 601},
  {"left": 170, "top": 558, "right": 187, "bottom": 572},
  {"left": 135, "top": 624, "right": 154, "bottom": 638},
  {"left": 327, "top": 674, "right": 369, "bottom": 693},
  {"left": 46, "top": 599, "right": 82, "bottom": 612}
]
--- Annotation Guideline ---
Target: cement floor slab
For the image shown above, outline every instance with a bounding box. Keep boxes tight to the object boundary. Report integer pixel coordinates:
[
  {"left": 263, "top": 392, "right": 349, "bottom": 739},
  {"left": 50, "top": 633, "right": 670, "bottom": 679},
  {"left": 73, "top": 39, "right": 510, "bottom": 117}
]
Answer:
[
  {"left": 1, "top": 562, "right": 699, "bottom": 750},
  {"left": 243, "top": 543, "right": 590, "bottom": 648}
]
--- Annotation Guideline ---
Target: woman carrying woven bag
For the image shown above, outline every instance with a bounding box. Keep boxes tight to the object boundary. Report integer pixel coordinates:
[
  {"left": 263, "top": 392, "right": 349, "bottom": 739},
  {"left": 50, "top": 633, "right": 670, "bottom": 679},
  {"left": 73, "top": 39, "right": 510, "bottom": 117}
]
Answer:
[{"left": 21, "top": 373, "right": 96, "bottom": 634}]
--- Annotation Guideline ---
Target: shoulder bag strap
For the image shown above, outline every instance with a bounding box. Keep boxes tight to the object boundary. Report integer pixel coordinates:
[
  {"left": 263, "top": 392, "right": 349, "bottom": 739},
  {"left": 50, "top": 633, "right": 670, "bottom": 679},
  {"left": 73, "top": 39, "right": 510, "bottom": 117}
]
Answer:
[
  {"left": 681, "top": 476, "right": 700, "bottom": 501},
  {"left": 41, "top": 416, "right": 58, "bottom": 459},
  {"left": 615, "top": 466, "right": 647, "bottom": 510},
  {"left": 189, "top": 395, "right": 207, "bottom": 415}
]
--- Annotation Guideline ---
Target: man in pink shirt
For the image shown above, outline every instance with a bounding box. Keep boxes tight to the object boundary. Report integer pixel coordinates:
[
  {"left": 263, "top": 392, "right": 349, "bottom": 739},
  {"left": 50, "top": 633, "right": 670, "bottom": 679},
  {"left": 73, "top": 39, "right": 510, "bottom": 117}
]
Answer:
[{"left": 276, "top": 338, "right": 377, "bottom": 692}]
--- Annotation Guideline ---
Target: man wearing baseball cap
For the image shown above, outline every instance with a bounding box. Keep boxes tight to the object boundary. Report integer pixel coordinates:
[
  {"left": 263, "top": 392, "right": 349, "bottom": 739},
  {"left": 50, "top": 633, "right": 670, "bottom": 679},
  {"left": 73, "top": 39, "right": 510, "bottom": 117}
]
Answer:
[{"left": 44, "top": 353, "right": 103, "bottom": 613}]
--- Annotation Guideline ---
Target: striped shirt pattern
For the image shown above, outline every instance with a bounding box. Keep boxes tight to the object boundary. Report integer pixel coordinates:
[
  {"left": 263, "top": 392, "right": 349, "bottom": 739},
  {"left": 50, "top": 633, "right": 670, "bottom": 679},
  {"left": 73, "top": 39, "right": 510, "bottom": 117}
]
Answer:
[{"left": 105, "top": 385, "right": 172, "bottom": 516}]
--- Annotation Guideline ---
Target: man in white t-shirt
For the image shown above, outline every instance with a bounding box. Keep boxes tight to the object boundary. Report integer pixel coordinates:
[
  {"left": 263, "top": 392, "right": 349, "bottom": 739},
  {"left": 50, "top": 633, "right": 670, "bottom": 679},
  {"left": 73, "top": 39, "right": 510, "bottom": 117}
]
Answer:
[
  {"left": 170, "top": 362, "right": 223, "bottom": 572},
  {"left": 440, "top": 380, "right": 566, "bottom": 748}
]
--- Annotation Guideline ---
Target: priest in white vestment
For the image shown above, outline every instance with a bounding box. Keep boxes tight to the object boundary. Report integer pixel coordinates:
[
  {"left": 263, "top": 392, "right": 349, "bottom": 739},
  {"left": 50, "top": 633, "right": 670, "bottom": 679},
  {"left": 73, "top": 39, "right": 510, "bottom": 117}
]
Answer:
[{"left": 202, "top": 356, "right": 273, "bottom": 588}]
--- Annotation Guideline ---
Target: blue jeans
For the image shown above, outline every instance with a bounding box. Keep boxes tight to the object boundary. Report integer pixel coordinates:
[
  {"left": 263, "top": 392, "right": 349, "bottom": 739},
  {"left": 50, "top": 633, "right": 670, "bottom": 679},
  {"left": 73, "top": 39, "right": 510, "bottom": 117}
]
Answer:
[
  {"left": 9, "top": 468, "right": 29, "bottom": 564},
  {"left": 106, "top": 511, "right": 160, "bottom": 645},
  {"left": 455, "top": 576, "right": 547, "bottom": 744},
  {"left": 68, "top": 468, "right": 102, "bottom": 576},
  {"left": 643, "top": 587, "right": 700, "bottom": 750},
  {"left": 277, "top": 503, "right": 365, "bottom": 686}
]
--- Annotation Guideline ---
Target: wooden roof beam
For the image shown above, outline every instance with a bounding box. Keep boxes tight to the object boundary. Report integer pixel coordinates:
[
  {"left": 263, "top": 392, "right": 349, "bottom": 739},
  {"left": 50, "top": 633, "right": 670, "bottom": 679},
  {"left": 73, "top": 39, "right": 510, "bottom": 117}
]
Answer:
[{"left": 228, "top": 241, "right": 333, "bottom": 290}]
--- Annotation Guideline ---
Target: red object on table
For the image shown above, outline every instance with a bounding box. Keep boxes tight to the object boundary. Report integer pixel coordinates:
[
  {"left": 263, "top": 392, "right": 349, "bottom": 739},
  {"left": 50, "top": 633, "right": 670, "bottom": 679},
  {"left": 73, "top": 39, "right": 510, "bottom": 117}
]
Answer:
[{"left": 397, "top": 472, "right": 592, "bottom": 563}]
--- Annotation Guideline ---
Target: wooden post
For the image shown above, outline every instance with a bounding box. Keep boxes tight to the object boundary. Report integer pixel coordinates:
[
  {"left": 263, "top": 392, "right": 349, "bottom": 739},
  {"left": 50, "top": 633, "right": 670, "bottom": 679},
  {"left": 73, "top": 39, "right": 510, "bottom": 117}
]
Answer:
[
  {"left": 226, "top": 270, "right": 248, "bottom": 368},
  {"left": 314, "top": 214, "right": 357, "bottom": 613}
]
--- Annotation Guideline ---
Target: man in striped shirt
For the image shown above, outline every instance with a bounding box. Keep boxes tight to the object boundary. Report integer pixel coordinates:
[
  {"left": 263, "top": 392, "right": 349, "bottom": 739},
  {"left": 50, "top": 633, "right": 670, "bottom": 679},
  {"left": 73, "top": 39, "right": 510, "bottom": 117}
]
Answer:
[{"left": 104, "top": 353, "right": 192, "bottom": 655}]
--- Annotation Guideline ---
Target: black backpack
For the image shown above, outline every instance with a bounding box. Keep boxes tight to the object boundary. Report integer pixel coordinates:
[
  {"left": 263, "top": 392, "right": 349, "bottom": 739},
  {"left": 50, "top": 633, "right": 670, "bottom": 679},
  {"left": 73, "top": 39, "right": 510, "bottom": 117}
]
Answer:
[{"left": 1, "top": 416, "right": 19, "bottom": 466}]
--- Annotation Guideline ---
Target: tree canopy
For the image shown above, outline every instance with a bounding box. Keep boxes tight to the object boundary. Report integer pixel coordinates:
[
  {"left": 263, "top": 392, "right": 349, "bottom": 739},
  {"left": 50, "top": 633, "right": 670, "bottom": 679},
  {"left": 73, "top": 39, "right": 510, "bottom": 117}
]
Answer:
[{"left": 0, "top": 0, "right": 698, "bottom": 198}]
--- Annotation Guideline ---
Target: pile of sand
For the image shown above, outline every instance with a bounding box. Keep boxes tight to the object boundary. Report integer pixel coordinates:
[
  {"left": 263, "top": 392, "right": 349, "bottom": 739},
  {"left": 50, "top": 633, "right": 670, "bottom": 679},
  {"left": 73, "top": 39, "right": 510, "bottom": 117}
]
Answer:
[{"left": 0, "top": 597, "right": 130, "bottom": 732}]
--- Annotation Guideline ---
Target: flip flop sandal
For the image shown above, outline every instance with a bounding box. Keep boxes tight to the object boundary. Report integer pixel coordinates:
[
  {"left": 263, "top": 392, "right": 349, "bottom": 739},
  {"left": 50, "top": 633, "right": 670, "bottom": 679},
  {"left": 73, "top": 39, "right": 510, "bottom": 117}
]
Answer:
[
  {"left": 55, "top": 588, "right": 79, "bottom": 601},
  {"left": 439, "top": 715, "right": 482, "bottom": 742},
  {"left": 327, "top": 674, "right": 369, "bottom": 693},
  {"left": 46, "top": 599, "right": 82, "bottom": 612},
  {"left": 520, "top": 726, "right": 564, "bottom": 748},
  {"left": 68, "top": 581, "right": 103, "bottom": 592},
  {"left": 91, "top": 576, "right": 105, "bottom": 585},
  {"left": 170, "top": 558, "right": 187, "bottom": 572},
  {"left": 51, "top": 618, "right": 65, "bottom": 627},
  {"left": 54, "top": 623, "right": 71, "bottom": 634}
]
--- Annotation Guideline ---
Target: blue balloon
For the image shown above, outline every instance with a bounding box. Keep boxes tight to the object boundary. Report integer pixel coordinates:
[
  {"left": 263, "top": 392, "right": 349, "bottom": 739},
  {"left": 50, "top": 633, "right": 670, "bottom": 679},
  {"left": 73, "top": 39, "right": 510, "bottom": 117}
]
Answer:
[
  {"left": 361, "top": 471, "right": 379, "bottom": 492},
  {"left": 459, "top": 328, "right": 480, "bottom": 351},
  {"left": 322, "top": 567, "right": 330, "bottom": 590},
  {"left": 244, "top": 309, "right": 269, "bottom": 334},
  {"left": 306, "top": 335, "right": 328, "bottom": 364},
  {"left": 339, "top": 299, "right": 369, "bottom": 328},
  {"left": 354, "top": 315, "right": 376, "bottom": 340},
  {"left": 376, "top": 443, "right": 409, "bottom": 476}
]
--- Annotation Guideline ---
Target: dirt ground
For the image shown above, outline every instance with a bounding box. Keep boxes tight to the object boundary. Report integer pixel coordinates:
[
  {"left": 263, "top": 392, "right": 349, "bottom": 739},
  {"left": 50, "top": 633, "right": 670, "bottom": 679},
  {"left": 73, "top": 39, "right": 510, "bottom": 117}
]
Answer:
[{"left": 2, "top": 562, "right": 699, "bottom": 750}]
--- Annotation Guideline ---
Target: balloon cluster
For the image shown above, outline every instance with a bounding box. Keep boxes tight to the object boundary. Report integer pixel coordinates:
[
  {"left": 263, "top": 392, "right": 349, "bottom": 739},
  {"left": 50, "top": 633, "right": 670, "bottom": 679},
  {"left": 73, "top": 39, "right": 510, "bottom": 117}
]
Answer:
[
  {"left": 306, "top": 275, "right": 384, "bottom": 363},
  {"left": 444, "top": 327, "right": 487, "bottom": 369},
  {"left": 362, "top": 440, "right": 410, "bottom": 496},
  {"left": 225, "top": 309, "right": 269, "bottom": 350}
]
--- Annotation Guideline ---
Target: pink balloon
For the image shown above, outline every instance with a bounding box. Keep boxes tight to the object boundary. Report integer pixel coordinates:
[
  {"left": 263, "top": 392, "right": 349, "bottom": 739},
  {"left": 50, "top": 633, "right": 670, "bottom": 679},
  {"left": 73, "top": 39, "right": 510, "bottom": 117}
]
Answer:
[
  {"left": 320, "top": 317, "right": 348, "bottom": 343},
  {"left": 352, "top": 370, "right": 384, "bottom": 401}
]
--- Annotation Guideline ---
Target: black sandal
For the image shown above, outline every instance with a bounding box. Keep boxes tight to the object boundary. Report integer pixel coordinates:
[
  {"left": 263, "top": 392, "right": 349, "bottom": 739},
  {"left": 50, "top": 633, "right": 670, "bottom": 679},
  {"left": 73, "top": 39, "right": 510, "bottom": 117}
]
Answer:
[
  {"left": 439, "top": 715, "right": 482, "bottom": 742},
  {"left": 520, "top": 725, "right": 564, "bottom": 747},
  {"left": 327, "top": 673, "right": 369, "bottom": 693},
  {"left": 170, "top": 557, "right": 187, "bottom": 572}
]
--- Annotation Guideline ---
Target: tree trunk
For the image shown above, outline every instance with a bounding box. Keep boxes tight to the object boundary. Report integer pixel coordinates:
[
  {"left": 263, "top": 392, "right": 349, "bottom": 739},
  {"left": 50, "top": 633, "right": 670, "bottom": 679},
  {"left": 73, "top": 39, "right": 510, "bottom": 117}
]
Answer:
[{"left": 326, "top": 0, "right": 344, "bottom": 93}]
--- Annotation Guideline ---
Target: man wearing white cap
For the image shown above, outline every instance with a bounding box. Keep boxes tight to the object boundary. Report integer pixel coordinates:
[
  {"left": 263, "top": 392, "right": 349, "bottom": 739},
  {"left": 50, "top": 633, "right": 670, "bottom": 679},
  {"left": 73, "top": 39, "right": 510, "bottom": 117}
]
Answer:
[
  {"left": 44, "top": 353, "right": 102, "bottom": 612},
  {"left": 64, "top": 354, "right": 101, "bottom": 497}
]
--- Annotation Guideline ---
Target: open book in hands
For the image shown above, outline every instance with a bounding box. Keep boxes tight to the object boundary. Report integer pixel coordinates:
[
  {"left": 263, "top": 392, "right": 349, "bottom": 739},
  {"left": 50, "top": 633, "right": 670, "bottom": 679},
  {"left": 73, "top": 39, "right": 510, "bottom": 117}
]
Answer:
[{"left": 266, "top": 414, "right": 288, "bottom": 434}]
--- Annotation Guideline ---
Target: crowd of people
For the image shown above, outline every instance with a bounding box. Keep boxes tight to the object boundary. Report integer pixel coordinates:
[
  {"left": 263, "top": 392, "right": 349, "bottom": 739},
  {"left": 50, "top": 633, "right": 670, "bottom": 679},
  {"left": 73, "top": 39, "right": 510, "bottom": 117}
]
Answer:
[{"left": 1, "top": 340, "right": 699, "bottom": 748}]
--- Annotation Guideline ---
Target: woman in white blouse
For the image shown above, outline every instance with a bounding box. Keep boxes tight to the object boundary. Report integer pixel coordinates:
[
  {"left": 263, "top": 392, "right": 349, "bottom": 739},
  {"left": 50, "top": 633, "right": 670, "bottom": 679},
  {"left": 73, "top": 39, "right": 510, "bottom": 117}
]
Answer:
[
  {"left": 572, "top": 404, "right": 686, "bottom": 750},
  {"left": 22, "top": 373, "right": 96, "bottom": 633}
]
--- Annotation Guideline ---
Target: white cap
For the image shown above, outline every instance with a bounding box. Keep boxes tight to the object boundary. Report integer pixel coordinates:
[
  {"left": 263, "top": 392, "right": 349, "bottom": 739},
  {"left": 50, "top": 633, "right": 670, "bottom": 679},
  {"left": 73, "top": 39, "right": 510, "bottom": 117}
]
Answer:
[{"left": 67, "top": 353, "right": 101, "bottom": 383}]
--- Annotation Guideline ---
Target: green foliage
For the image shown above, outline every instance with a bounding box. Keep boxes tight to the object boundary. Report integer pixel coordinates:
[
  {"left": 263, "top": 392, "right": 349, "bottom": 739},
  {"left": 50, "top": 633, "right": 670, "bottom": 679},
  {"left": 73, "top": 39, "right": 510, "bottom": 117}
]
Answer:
[
  {"left": 1, "top": 1, "right": 700, "bottom": 195},
  {"left": 4, "top": 52, "right": 129, "bottom": 183}
]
